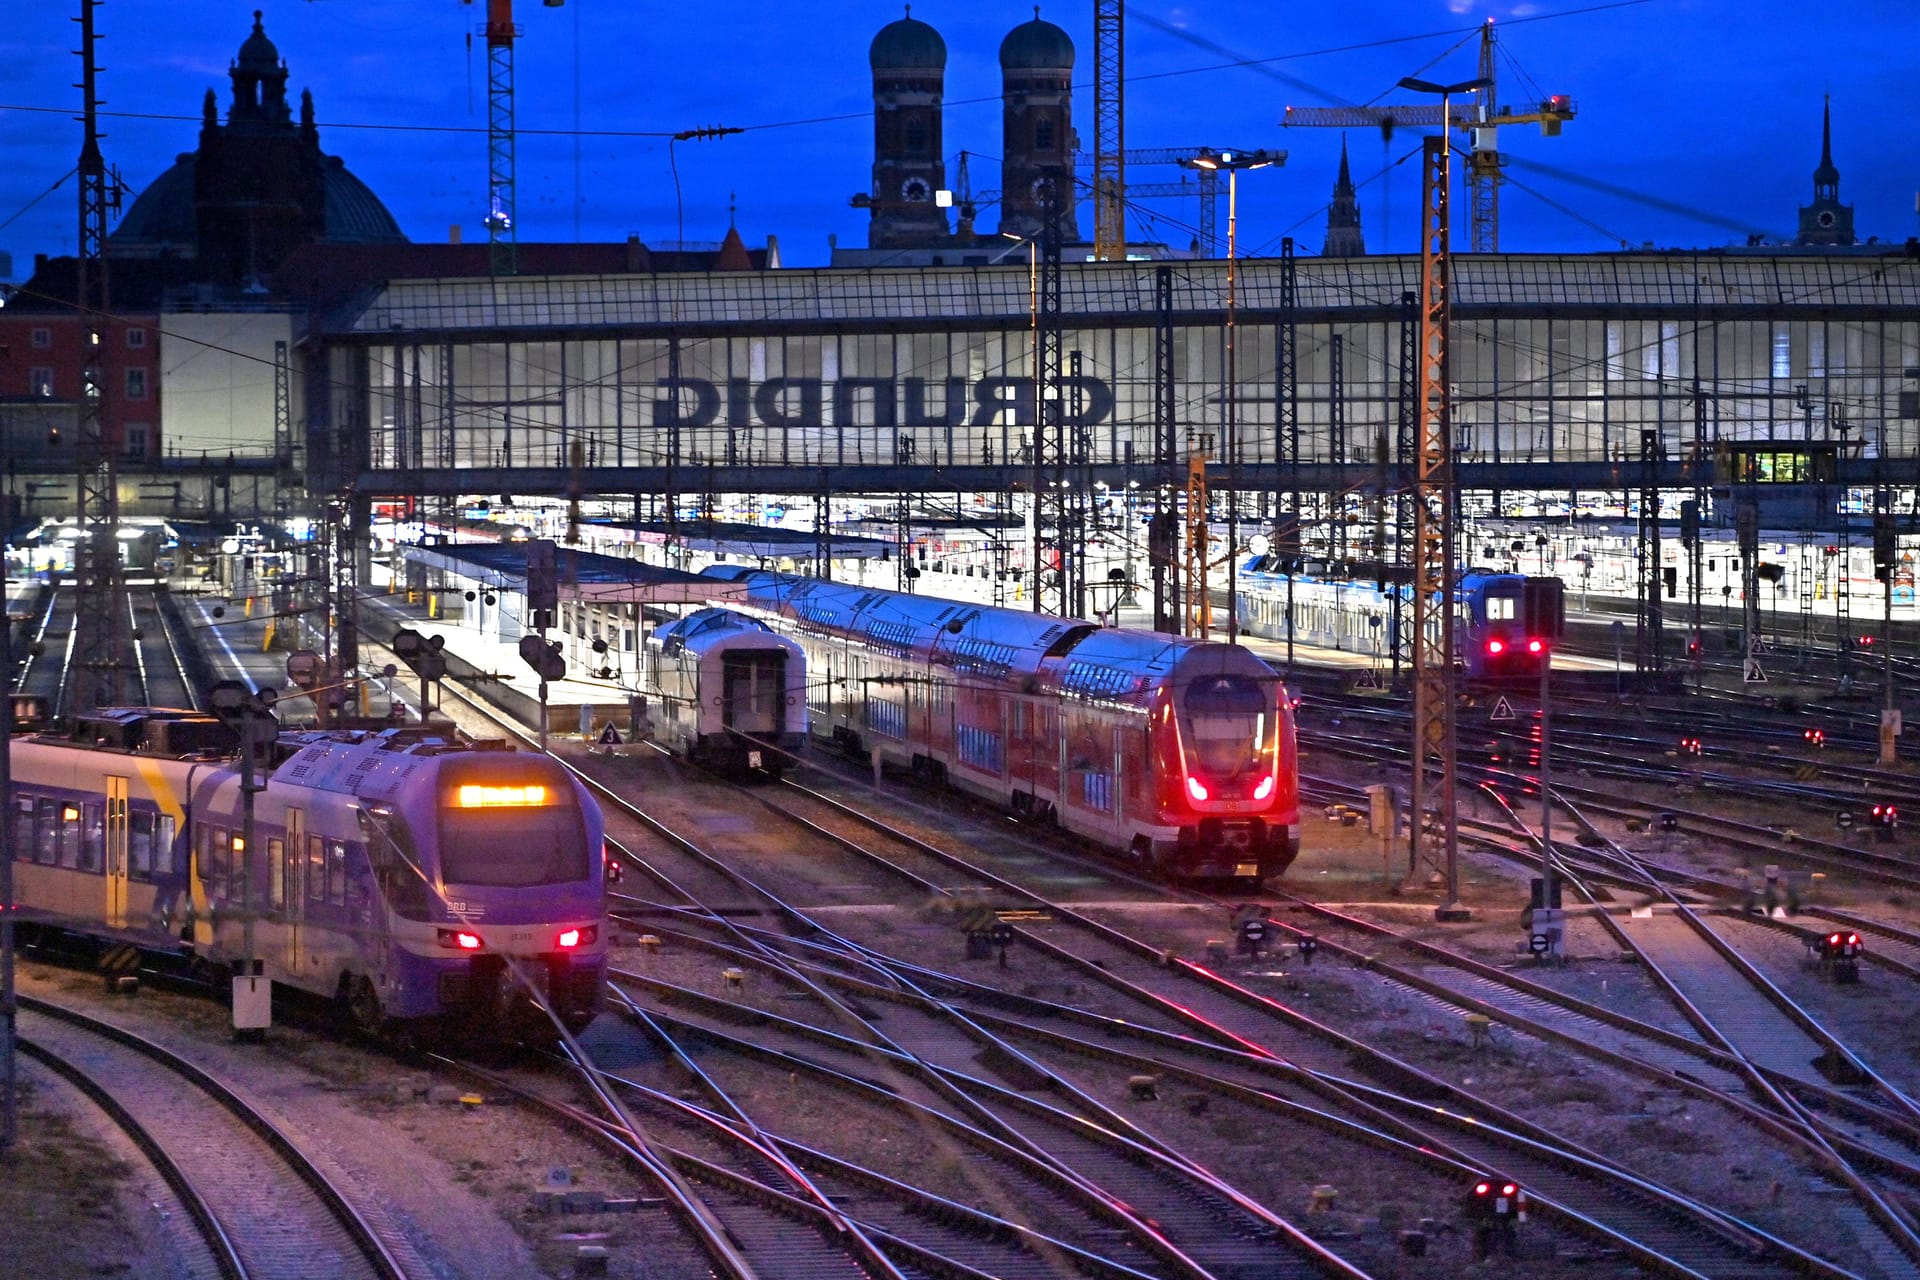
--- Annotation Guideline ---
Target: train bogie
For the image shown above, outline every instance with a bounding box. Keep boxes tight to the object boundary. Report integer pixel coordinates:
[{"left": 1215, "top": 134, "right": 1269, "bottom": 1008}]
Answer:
[
  {"left": 641, "top": 607, "right": 808, "bottom": 776},
  {"left": 10, "top": 713, "right": 607, "bottom": 1043}
]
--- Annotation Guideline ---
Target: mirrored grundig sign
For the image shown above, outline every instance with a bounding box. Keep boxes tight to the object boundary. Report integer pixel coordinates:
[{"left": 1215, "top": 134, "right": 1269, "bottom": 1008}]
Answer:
[{"left": 647, "top": 375, "right": 1118, "bottom": 429}]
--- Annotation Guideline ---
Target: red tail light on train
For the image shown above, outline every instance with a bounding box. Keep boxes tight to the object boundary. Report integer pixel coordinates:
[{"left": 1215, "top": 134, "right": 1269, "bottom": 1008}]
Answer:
[
  {"left": 1186, "top": 776, "right": 1210, "bottom": 802},
  {"left": 1526, "top": 638, "right": 1546, "bottom": 655},
  {"left": 1253, "top": 775, "right": 1276, "bottom": 801},
  {"left": 437, "top": 929, "right": 485, "bottom": 950},
  {"left": 1486, "top": 638, "right": 1506, "bottom": 656}
]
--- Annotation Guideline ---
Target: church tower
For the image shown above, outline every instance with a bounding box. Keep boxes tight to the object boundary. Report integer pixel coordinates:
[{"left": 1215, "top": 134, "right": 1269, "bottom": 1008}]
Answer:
[
  {"left": 1796, "top": 96, "right": 1856, "bottom": 247},
  {"left": 1321, "top": 137, "right": 1366, "bottom": 257},
  {"left": 865, "top": 9, "right": 950, "bottom": 249},
  {"left": 997, "top": 12, "right": 1080, "bottom": 243},
  {"left": 193, "top": 11, "right": 327, "bottom": 284}
]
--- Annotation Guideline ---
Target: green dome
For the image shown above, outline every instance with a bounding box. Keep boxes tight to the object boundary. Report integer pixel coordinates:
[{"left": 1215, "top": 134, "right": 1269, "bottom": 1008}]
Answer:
[
  {"left": 1000, "top": 17, "right": 1073, "bottom": 70},
  {"left": 870, "top": 13, "right": 945, "bottom": 70}
]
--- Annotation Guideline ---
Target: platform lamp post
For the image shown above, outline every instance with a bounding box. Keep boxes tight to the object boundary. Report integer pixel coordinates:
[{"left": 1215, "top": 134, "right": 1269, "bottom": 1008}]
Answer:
[{"left": 1181, "top": 149, "right": 1278, "bottom": 643}]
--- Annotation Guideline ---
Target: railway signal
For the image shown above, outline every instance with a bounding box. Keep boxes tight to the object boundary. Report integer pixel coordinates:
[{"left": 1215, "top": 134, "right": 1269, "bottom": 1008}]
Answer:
[
  {"left": 1804, "top": 728, "right": 1825, "bottom": 749},
  {"left": 1819, "top": 930, "right": 1863, "bottom": 982},
  {"left": 518, "top": 633, "right": 566, "bottom": 683},
  {"left": 1871, "top": 803, "right": 1899, "bottom": 842},
  {"left": 1465, "top": 1178, "right": 1527, "bottom": 1258}
]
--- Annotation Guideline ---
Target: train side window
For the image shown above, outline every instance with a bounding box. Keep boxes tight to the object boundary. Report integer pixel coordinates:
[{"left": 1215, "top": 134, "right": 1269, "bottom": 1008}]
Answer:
[
  {"left": 156, "top": 815, "right": 177, "bottom": 876},
  {"left": 35, "top": 797, "right": 60, "bottom": 865},
  {"left": 267, "top": 837, "right": 286, "bottom": 908},
  {"left": 209, "top": 827, "right": 229, "bottom": 899},
  {"left": 57, "top": 803, "right": 81, "bottom": 870},
  {"left": 327, "top": 840, "right": 348, "bottom": 907},
  {"left": 307, "top": 834, "right": 326, "bottom": 903},
  {"left": 79, "top": 802, "right": 103, "bottom": 872},
  {"left": 13, "top": 797, "right": 32, "bottom": 861},
  {"left": 129, "top": 811, "right": 155, "bottom": 879}
]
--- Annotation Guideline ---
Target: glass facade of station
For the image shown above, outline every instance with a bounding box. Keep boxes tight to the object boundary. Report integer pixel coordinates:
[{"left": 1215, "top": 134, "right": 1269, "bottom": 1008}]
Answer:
[{"left": 336, "top": 253, "right": 1920, "bottom": 483}]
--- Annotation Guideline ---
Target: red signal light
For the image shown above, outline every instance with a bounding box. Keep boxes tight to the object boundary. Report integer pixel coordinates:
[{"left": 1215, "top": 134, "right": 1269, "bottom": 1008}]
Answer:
[
  {"left": 1473, "top": 1182, "right": 1491, "bottom": 1196},
  {"left": 1501, "top": 1183, "right": 1518, "bottom": 1197},
  {"left": 1186, "top": 776, "right": 1211, "bottom": 802}
]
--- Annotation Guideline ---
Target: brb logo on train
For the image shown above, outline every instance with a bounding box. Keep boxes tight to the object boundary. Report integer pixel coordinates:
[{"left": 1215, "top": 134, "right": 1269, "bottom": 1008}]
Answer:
[{"left": 648, "top": 375, "right": 1117, "bottom": 429}]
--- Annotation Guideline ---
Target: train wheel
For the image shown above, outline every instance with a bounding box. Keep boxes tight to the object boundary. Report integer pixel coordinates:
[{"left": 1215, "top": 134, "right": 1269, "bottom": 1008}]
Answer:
[{"left": 344, "top": 975, "right": 384, "bottom": 1036}]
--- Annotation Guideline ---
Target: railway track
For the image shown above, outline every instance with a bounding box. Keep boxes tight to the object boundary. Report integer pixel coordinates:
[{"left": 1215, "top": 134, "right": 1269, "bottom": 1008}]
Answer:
[
  {"left": 16, "top": 995, "right": 411, "bottom": 1280},
  {"left": 355, "top": 604, "right": 1920, "bottom": 1273}
]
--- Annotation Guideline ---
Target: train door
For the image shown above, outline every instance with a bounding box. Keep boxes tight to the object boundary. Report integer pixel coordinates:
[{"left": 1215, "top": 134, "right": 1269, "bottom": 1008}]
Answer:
[
  {"left": 104, "top": 776, "right": 129, "bottom": 929},
  {"left": 283, "top": 807, "right": 304, "bottom": 977},
  {"left": 723, "top": 653, "right": 782, "bottom": 737}
]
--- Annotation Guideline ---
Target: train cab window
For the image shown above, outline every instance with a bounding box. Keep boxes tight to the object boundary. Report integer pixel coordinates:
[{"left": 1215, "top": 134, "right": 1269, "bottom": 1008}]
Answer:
[
  {"left": 360, "top": 807, "right": 431, "bottom": 920},
  {"left": 267, "top": 837, "right": 286, "bottom": 908},
  {"left": 1484, "top": 593, "right": 1518, "bottom": 621},
  {"left": 440, "top": 790, "right": 588, "bottom": 887}
]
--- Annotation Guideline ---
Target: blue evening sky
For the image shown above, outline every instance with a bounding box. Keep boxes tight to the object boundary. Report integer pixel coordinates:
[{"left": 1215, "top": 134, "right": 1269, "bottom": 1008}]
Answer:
[{"left": 1, "top": 1, "right": 1915, "bottom": 271}]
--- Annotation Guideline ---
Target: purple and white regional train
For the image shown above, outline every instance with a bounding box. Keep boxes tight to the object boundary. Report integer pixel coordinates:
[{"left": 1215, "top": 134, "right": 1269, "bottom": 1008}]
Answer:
[{"left": 10, "top": 707, "right": 607, "bottom": 1039}]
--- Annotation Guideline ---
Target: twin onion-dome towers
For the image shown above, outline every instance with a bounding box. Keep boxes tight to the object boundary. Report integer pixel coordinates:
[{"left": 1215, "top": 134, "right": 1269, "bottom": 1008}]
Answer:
[{"left": 861, "top": 8, "right": 1082, "bottom": 250}]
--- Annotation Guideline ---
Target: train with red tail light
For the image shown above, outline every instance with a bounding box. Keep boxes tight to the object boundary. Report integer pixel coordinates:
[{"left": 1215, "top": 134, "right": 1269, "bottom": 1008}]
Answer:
[
  {"left": 701, "top": 567, "right": 1300, "bottom": 880},
  {"left": 9, "top": 709, "right": 608, "bottom": 1040}
]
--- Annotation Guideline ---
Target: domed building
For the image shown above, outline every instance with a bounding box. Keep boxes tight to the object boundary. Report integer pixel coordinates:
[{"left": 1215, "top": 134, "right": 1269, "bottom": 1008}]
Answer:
[
  {"left": 862, "top": 8, "right": 951, "bottom": 250},
  {"left": 110, "top": 10, "right": 406, "bottom": 281},
  {"left": 997, "top": 12, "right": 1079, "bottom": 243}
]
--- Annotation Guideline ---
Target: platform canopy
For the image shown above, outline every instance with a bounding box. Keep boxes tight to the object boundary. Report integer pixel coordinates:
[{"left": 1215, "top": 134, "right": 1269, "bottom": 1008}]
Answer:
[
  {"left": 612, "top": 518, "right": 893, "bottom": 562},
  {"left": 400, "top": 541, "right": 747, "bottom": 605}
]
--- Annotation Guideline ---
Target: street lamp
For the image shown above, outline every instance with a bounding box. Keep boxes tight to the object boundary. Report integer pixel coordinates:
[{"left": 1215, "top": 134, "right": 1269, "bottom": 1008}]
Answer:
[{"left": 1180, "top": 149, "right": 1278, "bottom": 643}]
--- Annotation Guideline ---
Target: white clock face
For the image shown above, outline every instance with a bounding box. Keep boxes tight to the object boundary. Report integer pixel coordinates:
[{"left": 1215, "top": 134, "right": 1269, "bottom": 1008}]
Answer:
[
  {"left": 1029, "top": 176, "right": 1057, "bottom": 204},
  {"left": 901, "top": 177, "right": 932, "bottom": 202}
]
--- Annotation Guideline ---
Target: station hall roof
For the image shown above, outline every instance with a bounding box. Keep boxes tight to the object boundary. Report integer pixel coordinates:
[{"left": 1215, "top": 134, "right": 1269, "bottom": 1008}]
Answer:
[
  {"left": 611, "top": 518, "right": 894, "bottom": 561},
  {"left": 400, "top": 541, "right": 745, "bottom": 605}
]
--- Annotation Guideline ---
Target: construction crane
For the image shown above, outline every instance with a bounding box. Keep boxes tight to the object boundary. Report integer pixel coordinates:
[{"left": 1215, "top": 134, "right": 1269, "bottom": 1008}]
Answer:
[
  {"left": 1282, "top": 20, "right": 1573, "bottom": 251},
  {"left": 1076, "top": 147, "right": 1281, "bottom": 256},
  {"left": 1091, "top": 0, "right": 1124, "bottom": 260},
  {"left": 462, "top": 0, "right": 563, "bottom": 276}
]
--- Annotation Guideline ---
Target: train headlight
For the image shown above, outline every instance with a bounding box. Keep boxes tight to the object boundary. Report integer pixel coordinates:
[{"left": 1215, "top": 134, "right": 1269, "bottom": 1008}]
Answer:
[
  {"left": 1253, "top": 774, "right": 1275, "bottom": 801},
  {"left": 556, "top": 926, "right": 599, "bottom": 949},
  {"left": 1185, "top": 776, "right": 1210, "bottom": 803},
  {"left": 437, "top": 928, "right": 485, "bottom": 950}
]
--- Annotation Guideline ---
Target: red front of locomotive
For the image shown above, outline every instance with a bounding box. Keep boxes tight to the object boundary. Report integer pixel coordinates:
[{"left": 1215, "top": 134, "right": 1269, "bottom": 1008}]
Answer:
[{"left": 1144, "top": 645, "right": 1299, "bottom": 879}]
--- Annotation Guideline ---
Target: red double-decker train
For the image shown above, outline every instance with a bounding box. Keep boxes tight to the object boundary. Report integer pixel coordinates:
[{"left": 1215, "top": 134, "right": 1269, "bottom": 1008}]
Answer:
[{"left": 703, "top": 567, "right": 1299, "bottom": 880}]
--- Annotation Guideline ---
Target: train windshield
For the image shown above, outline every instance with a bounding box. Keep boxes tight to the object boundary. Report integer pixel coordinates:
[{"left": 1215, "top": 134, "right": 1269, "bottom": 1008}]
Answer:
[
  {"left": 1180, "top": 673, "right": 1274, "bottom": 776},
  {"left": 439, "top": 786, "right": 589, "bottom": 887}
]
